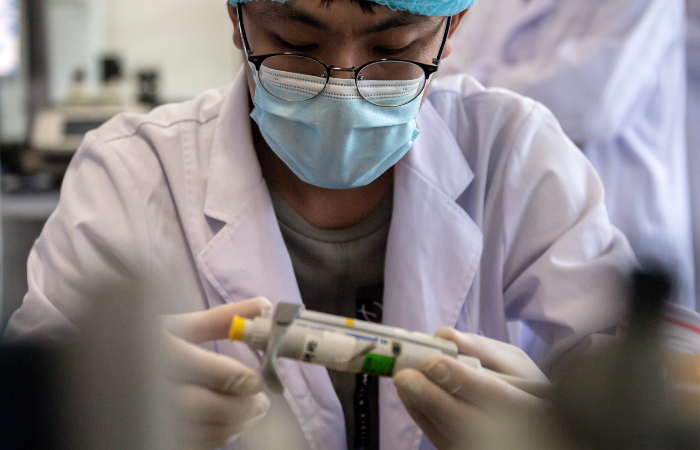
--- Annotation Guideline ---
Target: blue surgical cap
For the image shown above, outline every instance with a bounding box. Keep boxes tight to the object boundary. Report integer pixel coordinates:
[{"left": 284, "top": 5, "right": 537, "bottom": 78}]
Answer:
[{"left": 229, "top": 0, "right": 474, "bottom": 17}]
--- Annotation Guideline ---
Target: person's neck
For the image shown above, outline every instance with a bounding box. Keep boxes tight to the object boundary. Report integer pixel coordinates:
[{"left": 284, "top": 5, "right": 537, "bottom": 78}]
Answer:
[{"left": 251, "top": 119, "right": 394, "bottom": 231}]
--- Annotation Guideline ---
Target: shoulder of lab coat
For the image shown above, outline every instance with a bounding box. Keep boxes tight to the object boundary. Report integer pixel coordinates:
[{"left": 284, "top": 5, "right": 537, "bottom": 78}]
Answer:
[
  {"left": 428, "top": 75, "right": 636, "bottom": 366},
  {"left": 2, "top": 86, "right": 232, "bottom": 343},
  {"left": 441, "top": 0, "right": 687, "bottom": 142}
]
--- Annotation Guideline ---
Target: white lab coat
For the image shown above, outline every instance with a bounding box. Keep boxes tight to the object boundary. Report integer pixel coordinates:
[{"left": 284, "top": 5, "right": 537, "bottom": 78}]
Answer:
[
  {"left": 688, "top": 0, "right": 700, "bottom": 312},
  {"left": 4, "top": 70, "right": 635, "bottom": 450},
  {"left": 440, "top": 0, "right": 696, "bottom": 309}
]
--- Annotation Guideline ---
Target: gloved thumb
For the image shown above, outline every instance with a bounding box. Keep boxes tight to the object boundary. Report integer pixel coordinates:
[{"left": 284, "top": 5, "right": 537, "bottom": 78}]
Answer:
[{"left": 164, "top": 297, "right": 273, "bottom": 345}]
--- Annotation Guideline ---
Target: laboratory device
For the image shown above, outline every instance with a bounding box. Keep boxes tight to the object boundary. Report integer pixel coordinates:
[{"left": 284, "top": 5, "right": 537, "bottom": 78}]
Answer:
[
  {"left": 230, "top": 303, "right": 551, "bottom": 397},
  {"left": 27, "top": 103, "right": 148, "bottom": 173},
  {"left": 31, "top": 104, "right": 148, "bottom": 155}
]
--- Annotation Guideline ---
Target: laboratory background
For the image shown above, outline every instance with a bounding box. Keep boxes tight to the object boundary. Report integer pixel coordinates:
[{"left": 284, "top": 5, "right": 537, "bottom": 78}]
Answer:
[
  {"left": 0, "top": 0, "right": 243, "bottom": 331},
  {"left": 0, "top": 0, "right": 699, "bottom": 449}
]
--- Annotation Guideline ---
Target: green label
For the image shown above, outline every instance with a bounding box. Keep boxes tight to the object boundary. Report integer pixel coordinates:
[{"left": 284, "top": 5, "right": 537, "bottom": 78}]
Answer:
[{"left": 361, "top": 353, "right": 397, "bottom": 377}]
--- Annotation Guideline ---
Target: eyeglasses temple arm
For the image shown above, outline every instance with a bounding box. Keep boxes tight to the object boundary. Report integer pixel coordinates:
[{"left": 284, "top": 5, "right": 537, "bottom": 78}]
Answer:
[
  {"left": 433, "top": 16, "right": 452, "bottom": 65},
  {"left": 236, "top": 3, "right": 254, "bottom": 57}
]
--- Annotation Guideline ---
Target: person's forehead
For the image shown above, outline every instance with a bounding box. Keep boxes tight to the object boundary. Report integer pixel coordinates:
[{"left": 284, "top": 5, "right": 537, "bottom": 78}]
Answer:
[{"left": 249, "top": 0, "right": 439, "bottom": 34}]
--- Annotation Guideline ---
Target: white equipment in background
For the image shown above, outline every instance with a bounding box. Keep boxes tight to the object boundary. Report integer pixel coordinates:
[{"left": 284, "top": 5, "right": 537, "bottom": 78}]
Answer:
[
  {"left": 31, "top": 104, "right": 147, "bottom": 154},
  {"left": 27, "top": 104, "right": 148, "bottom": 173}
]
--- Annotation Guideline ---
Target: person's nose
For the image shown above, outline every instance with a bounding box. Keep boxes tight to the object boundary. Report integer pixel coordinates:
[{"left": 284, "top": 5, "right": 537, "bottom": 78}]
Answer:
[
  {"left": 328, "top": 67, "right": 355, "bottom": 79},
  {"left": 326, "top": 51, "right": 361, "bottom": 79}
]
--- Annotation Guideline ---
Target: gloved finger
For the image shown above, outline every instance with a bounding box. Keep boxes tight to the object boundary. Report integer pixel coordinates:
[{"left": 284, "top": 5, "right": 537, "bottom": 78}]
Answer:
[
  {"left": 165, "top": 297, "right": 273, "bottom": 345},
  {"left": 436, "top": 328, "right": 548, "bottom": 382},
  {"left": 168, "top": 335, "right": 262, "bottom": 396},
  {"left": 395, "top": 369, "right": 482, "bottom": 450},
  {"left": 400, "top": 398, "right": 454, "bottom": 450},
  {"left": 175, "top": 384, "right": 270, "bottom": 425},
  {"left": 181, "top": 416, "right": 267, "bottom": 450},
  {"left": 421, "top": 355, "right": 542, "bottom": 415}
]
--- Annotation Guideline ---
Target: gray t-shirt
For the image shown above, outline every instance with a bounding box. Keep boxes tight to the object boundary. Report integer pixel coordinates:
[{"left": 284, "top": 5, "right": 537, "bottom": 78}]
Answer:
[{"left": 269, "top": 187, "right": 392, "bottom": 450}]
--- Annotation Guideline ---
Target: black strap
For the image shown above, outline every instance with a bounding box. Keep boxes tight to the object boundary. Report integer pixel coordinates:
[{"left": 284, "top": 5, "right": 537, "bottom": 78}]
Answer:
[{"left": 353, "top": 284, "right": 383, "bottom": 450}]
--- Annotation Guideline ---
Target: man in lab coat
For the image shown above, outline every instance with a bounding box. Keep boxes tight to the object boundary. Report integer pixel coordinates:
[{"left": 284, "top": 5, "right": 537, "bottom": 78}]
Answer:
[
  {"left": 3, "top": 0, "right": 635, "bottom": 448},
  {"left": 439, "top": 0, "right": 696, "bottom": 310}
]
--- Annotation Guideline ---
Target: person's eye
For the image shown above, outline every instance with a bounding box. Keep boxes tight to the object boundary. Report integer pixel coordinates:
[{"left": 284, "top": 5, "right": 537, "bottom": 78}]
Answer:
[
  {"left": 276, "top": 36, "right": 317, "bottom": 53},
  {"left": 374, "top": 44, "right": 413, "bottom": 57}
]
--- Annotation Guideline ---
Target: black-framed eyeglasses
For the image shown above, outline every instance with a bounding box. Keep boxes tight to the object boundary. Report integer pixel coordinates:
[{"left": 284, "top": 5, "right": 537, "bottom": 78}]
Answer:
[{"left": 236, "top": 3, "right": 451, "bottom": 107}]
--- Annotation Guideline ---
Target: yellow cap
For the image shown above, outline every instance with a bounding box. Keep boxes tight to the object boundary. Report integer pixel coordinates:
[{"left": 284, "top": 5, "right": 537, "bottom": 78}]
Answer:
[{"left": 230, "top": 315, "right": 247, "bottom": 341}]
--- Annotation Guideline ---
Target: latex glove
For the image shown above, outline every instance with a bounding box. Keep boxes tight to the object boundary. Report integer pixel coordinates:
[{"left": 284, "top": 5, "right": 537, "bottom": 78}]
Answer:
[
  {"left": 162, "top": 297, "right": 273, "bottom": 450},
  {"left": 435, "top": 328, "right": 549, "bottom": 383},
  {"left": 394, "top": 328, "right": 547, "bottom": 450}
]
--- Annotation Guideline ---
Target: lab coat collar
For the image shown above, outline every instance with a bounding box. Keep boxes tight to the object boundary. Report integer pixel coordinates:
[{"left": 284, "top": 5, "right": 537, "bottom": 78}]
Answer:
[
  {"left": 406, "top": 98, "right": 474, "bottom": 200},
  {"left": 380, "top": 97, "right": 483, "bottom": 450},
  {"left": 203, "top": 69, "right": 263, "bottom": 223}
]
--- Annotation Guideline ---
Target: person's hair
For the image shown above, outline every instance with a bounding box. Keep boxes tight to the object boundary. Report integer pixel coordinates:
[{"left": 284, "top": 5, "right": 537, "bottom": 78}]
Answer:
[{"left": 319, "top": 0, "right": 378, "bottom": 13}]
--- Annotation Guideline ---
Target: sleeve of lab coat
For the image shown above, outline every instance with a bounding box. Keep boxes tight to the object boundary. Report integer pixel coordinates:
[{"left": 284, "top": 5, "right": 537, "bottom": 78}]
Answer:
[
  {"left": 2, "top": 133, "right": 151, "bottom": 342},
  {"left": 490, "top": 0, "right": 684, "bottom": 142},
  {"left": 499, "top": 103, "right": 636, "bottom": 367}
]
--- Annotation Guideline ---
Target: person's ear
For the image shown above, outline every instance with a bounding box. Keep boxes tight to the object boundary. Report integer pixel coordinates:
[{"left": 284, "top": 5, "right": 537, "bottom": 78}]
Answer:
[
  {"left": 441, "top": 10, "right": 469, "bottom": 60},
  {"left": 228, "top": 3, "right": 244, "bottom": 51}
]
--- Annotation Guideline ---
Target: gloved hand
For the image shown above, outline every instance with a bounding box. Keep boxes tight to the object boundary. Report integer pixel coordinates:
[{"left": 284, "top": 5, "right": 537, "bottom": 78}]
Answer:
[
  {"left": 162, "top": 297, "right": 273, "bottom": 450},
  {"left": 394, "top": 328, "right": 548, "bottom": 450}
]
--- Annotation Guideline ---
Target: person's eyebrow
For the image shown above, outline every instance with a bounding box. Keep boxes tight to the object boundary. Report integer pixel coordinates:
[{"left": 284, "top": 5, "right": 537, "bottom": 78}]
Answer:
[
  {"left": 360, "top": 12, "right": 435, "bottom": 34},
  {"left": 258, "top": 2, "right": 434, "bottom": 34},
  {"left": 259, "top": 3, "right": 332, "bottom": 31}
]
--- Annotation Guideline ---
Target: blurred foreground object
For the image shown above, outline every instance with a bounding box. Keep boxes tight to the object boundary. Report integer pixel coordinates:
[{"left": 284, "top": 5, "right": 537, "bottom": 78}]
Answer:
[
  {"left": 0, "top": 282, "right": 170, "bottom": 450},
  {"left": 451, "top": 268, "right": 700, "bottom": 450},
  {"left": 0, "top": 342, "right": 64, "bottom": 449},
  {"left": 552, "top": 269, "right": 700, "bottom": 450}
]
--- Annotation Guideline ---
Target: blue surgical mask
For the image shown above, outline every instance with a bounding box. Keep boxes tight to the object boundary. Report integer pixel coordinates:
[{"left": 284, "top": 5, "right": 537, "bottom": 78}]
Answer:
[{"left": 250, "top": 67, "right": 422, "bottom": 189}]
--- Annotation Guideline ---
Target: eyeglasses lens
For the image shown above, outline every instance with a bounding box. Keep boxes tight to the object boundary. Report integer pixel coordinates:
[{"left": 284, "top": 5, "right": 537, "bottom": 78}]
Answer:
[
  {"left": 357, "top": 61, "right": 426, "bottom": 107},
  {"left": 260, "top": 55, "right": 328, "bottom": 102},
  {"left": 259, "top": 56, "right": 426, "bottom": 106}
]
